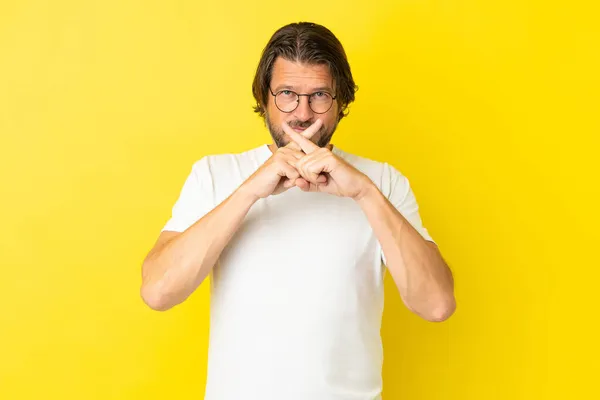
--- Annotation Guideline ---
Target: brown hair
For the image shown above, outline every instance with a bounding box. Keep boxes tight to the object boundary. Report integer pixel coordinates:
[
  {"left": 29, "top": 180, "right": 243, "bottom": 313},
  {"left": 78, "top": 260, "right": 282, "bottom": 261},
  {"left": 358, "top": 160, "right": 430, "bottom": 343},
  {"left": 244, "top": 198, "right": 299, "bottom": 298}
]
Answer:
[{"left": 252, "top": 22, "right": 358, "bottom": 121}]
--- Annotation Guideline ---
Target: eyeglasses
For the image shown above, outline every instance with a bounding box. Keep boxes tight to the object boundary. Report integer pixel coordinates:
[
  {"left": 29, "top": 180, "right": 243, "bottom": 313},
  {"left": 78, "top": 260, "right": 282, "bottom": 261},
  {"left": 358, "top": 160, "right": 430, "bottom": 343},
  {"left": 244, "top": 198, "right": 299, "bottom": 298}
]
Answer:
[{"left": 269, "top": 87, "right": 336, "bottom": 114}]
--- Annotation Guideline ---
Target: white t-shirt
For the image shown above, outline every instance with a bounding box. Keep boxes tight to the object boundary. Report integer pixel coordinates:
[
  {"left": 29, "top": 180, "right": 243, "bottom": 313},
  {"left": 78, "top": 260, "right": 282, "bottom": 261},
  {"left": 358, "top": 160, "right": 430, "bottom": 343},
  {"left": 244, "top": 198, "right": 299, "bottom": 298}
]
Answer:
[{"left": 162, "top": 144, "right": 434, "bottom": 400}]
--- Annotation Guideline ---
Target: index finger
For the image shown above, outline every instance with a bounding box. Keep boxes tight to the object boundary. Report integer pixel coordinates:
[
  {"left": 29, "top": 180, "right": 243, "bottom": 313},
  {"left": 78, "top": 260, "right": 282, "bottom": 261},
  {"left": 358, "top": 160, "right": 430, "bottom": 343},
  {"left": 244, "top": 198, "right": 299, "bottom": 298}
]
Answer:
[
  {"left": 299, "top": 118, "right": 323, "bottom": 140},
  {"left": 282, "top": 120, "right": 321, "bottom": 154}
]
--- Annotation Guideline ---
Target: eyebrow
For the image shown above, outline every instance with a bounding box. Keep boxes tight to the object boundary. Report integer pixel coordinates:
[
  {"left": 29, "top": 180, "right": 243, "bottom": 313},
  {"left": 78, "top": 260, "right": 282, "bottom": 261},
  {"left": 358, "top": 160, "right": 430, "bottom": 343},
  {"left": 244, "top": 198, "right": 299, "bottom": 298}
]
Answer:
[{"left": 273, "top": 84, "right": 334, "bottom": 93}]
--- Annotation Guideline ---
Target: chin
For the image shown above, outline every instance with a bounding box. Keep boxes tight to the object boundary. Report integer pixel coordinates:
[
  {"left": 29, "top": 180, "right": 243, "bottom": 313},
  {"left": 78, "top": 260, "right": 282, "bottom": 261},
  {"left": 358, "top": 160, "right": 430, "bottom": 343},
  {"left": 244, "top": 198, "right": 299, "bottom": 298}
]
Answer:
[{"left": 273, "top": 137, "right": 288, "bottom": 148}]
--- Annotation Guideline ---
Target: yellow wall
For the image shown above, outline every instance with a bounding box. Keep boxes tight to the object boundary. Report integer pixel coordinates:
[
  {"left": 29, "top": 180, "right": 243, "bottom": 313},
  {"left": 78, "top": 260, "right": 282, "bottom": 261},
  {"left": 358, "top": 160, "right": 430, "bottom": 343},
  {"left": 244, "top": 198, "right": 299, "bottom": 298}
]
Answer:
[{"left": 1, "top": 1, "right": 598, "bottom": 399}]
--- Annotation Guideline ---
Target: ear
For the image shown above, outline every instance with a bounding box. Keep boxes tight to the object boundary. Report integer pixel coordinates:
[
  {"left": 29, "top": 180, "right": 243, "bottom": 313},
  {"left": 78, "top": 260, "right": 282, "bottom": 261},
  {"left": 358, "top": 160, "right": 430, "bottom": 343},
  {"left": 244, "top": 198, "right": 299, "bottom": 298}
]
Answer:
[{"left": 335, "top": 99, "right": 345, "bottom": 121}]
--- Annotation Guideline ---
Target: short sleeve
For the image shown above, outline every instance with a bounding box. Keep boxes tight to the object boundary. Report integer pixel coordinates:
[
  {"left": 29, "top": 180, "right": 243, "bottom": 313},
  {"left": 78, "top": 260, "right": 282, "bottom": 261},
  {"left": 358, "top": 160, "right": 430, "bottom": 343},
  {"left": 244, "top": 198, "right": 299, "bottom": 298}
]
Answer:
[
  {"left": 381, "top": 163, "right": 435, "bottom": 264},
  {"left": 161, "top": 157, "right": 215, "bottom": 233}
]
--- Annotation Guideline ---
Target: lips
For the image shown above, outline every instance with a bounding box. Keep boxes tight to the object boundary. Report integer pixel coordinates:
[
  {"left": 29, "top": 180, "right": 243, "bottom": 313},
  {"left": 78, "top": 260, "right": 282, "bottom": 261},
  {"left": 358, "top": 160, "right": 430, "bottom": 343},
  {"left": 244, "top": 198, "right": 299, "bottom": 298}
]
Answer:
[{"left": 292, "top": 126, "right": 307, "bottom": 132}]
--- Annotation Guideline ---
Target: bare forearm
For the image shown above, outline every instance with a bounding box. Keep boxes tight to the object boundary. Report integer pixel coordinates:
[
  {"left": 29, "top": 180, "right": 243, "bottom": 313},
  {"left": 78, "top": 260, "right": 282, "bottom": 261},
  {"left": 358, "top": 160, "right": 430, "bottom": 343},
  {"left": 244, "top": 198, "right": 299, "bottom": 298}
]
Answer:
[
  {"left": 356, "top": 183, "right": 455, "bottom": 321},
  {"left": 141, "top": 187, "right": 258, "bottom": 310}
]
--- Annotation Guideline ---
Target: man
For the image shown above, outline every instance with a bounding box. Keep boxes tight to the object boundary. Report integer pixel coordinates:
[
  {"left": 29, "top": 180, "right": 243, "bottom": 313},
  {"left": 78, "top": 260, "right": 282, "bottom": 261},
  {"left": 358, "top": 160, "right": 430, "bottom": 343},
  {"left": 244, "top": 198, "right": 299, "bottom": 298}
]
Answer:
[{"left": 141, "top": 22, "right": 455, "bottom": 400}]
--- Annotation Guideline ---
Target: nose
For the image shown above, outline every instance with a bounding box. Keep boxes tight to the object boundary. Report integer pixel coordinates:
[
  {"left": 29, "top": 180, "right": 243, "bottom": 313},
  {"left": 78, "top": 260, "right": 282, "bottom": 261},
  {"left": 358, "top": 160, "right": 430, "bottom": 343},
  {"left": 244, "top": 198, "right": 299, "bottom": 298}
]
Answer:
[{"left": 293, "top": 95, "right": 314, "bottom": 122}]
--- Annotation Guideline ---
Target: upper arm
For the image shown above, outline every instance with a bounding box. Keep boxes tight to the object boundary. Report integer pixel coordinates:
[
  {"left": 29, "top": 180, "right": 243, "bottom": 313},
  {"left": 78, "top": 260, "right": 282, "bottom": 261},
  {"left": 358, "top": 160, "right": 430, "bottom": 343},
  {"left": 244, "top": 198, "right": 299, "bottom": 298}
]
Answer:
[
  {"left": 145, "top": 230, "right": 181, "bottom": 261},
  {"left": 141, "top": 230, "right": 182, "bottom": 283},
  {"left": 381, "top": 163, "right": 435, "bottom": 264},
  {"left": 385, "top": 163, "right": 434, "bottom": 241},
  {"left": 143, "top": 157, "right": 214, "bottom": 272}
]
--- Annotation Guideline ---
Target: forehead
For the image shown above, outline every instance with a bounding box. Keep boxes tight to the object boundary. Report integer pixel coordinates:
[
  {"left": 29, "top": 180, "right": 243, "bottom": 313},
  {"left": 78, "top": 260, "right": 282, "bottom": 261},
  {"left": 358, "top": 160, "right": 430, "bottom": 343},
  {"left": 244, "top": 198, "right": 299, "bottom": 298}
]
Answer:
[{"left": 270, "top": 57, "right": 334, "bottom": 91}]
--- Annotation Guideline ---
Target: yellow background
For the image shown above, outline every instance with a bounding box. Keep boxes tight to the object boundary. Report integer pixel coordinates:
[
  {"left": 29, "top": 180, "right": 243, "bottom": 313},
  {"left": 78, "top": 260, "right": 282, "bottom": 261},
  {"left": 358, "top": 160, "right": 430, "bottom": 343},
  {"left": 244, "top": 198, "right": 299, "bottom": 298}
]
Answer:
[{"left": 1, "top": 1, "right": 598, "bottom": 399}]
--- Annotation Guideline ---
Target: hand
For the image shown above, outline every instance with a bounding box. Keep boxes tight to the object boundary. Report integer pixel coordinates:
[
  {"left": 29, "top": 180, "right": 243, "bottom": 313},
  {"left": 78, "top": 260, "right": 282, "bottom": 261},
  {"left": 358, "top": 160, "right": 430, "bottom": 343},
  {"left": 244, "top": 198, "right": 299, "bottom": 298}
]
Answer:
[
  {"left": 282, "top": 121, "right": 373, "bottom": 200},
  {"left": 241, "top": 120, "right": 327, "bottom": 199}
]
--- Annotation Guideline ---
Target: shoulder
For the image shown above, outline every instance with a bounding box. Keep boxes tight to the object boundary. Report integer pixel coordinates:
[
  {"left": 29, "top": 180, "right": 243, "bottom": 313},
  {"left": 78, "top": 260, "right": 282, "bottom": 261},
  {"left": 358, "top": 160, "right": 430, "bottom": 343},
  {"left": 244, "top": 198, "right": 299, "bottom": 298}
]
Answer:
[{"left": 189, "top": 145, "right": 270, "bottom": 178}]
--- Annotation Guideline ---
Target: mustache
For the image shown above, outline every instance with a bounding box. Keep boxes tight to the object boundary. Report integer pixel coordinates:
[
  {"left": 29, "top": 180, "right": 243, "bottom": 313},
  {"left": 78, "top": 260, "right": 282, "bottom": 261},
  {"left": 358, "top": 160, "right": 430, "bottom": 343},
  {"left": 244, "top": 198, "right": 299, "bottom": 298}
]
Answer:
[{"left": 287, "top": 120, "right": 318, "bottom": 129}]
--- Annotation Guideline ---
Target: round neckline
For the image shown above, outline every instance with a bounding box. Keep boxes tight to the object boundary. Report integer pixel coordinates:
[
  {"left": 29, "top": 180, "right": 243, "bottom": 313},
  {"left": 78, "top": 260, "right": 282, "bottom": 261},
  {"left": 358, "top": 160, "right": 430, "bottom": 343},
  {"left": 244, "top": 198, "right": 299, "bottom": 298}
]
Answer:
[{"left": 261, "top": 143, "right": 339, "bottom": 157}]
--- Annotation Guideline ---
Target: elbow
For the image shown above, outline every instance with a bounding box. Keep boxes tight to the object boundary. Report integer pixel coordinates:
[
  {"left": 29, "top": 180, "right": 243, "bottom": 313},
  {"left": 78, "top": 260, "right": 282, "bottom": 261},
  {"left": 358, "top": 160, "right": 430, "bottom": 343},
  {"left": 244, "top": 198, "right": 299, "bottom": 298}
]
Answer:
[
  {"left": 140, "top": 283, "right": 174, "bottom": 312},
  {"left": 406, "top": 293, "right": 456, "bottom": 322},
  {"left": 423, "top": 296, "right": 456, "bottom": 322}
]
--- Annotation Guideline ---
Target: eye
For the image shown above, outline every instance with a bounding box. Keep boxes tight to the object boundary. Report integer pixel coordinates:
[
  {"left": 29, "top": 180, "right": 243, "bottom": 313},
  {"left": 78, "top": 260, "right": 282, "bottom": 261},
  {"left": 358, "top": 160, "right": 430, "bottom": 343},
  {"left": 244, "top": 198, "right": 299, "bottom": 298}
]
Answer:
[
  {"left": 281, "top": 90, "right": 293, "bottom": 96},
  {"left": 314, "top": 91, "right": 325, "bottom": 97}
]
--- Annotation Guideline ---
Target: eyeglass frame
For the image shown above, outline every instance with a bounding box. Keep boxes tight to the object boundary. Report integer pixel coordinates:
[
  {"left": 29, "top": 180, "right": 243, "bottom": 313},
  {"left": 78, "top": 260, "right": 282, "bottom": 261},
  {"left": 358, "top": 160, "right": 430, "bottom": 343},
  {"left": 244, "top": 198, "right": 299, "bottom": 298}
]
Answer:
[{"left": 268, "top": 87, "right": 337, "bottom": 114}]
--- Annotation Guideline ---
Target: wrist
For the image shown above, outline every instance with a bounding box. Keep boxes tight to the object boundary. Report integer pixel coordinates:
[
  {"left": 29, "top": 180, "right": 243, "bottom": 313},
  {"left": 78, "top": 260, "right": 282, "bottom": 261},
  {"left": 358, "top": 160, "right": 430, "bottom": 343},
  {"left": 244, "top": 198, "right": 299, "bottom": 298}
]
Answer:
[
  {"left": 353, "top": 177, "right": 378, "bottom": 203},
  {"left": 234, "top": 182, "right": 260, "bottom": 206}
]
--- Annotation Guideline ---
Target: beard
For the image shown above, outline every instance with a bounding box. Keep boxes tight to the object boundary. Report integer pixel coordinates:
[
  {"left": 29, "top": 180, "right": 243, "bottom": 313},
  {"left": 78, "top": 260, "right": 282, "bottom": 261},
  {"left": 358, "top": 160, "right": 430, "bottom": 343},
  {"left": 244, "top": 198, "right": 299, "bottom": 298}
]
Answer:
[{"left": 265, "top": 111, "right": 338, "bottom": 149}]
